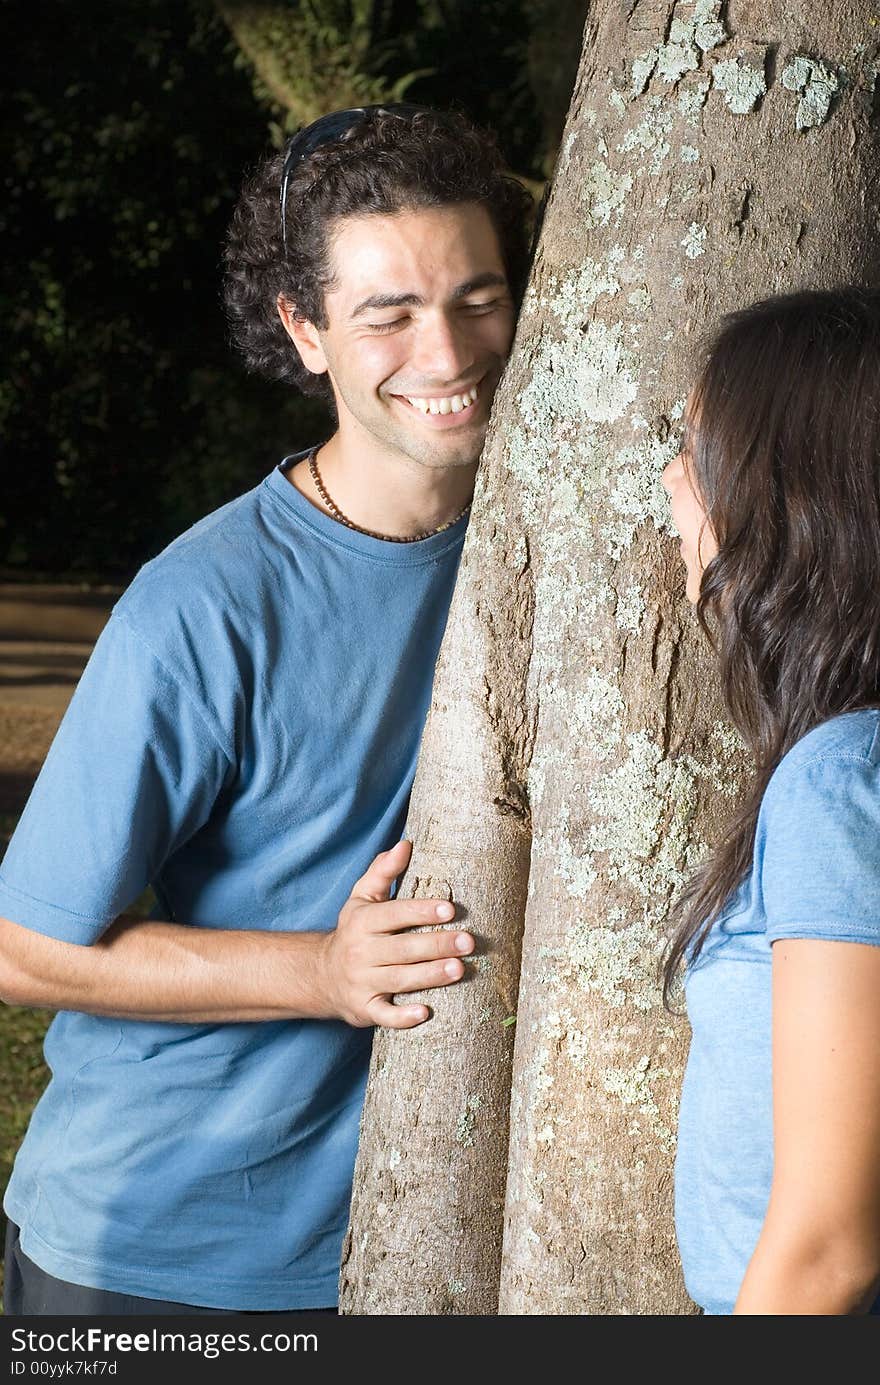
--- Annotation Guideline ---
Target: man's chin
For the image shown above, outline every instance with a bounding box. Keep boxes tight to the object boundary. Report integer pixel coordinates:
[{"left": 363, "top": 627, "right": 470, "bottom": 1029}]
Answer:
[{"left": 400, "top": 430, "right": 486, "bottom": 470}]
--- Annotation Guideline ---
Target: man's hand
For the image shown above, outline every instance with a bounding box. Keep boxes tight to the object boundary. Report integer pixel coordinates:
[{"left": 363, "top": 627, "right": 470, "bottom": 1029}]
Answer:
[{"left": 318, "top": 839, "right": 474, "bottom": 1028}]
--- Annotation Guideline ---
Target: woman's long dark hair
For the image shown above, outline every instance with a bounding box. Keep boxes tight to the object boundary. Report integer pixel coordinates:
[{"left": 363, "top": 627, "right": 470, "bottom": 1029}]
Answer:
[{"left": 662, "top": 285, "right": 880, "bottom": 1006}]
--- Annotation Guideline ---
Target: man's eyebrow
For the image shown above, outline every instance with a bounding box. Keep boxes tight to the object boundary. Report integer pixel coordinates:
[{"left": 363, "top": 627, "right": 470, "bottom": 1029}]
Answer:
[
  {"left": 350, "top": 292, "right": 422, "bottom": 319},
  {"left": 349, "top": 272, "right": 509, "bottom": 319},
  {"left": 450, "top": 272, "right": 509, "bottom": 300}
]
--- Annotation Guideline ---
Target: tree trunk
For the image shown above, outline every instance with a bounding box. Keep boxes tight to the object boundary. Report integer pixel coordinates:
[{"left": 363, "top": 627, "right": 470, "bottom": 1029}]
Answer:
[
  {"left": 344, "top": 0, "right": 880, "bottom": 1315},
  {"left": 338, "top": 463, "right": 536, "bottom": 1314},
  {"left": 499, "top": 0, "right": 880, "bottom": 1314}
]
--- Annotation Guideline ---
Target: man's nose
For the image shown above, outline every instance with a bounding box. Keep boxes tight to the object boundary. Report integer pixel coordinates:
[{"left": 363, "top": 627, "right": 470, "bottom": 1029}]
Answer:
[{"left": 412, "top": 311, "right": 475, "bottom": 382}]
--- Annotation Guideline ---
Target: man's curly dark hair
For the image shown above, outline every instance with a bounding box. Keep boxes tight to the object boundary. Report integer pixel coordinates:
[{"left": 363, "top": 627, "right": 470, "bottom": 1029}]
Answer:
[{"left": 222, "top": 107, "right": 534, "bottom": 400}]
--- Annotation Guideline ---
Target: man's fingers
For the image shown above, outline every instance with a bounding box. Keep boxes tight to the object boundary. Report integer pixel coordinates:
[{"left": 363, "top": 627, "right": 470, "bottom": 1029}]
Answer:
[
  {"left": 381, "top": 957, "right": 469, "bottom": 995},
  {"left": 356, "top": 898, "right": 457, "bottom": 934},
  {"left": 390, "top": 928, "right": 474, "bottom": 964},
  {"left": 349, "top": 839, "right": 412, "bottom": 903},
  {"left": 368, "top": 998, "right": 430, "bottom": 1029}
]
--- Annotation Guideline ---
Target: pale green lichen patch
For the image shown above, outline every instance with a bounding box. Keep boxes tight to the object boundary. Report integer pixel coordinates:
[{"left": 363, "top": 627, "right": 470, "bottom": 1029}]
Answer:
[
  {"left": 618, "top": 97, "right": 674, "bottom": 176},
  {"left": 658, "top": 3, "right": 728, "bottom": 84},
  {"left": 455, "top": 1094, "right": 481, "bottom": 1148},
  {"left": 550, "top": 802, "right": 599, "bottom": 901},
  {"left": 586, "top": 733, "right": 707, "bottom": 903},
  {"left": 631, "top": 49, "right": 659, "bottom": 97},
  {"left": 600, "top": 1061, "right": 675, "bottom": 1151},
  {"left": 781, "top": 54, "right": 840, "bottom": 130},
  {"left": 707, "top": 719, "right": 749, "bottom": 798},
  {"left": 615, "top": 579, "right": 646, "bottom": 635},
  {"left": 517, "top": 343, "right": 589, "bottom": 437},
  {"left": 539, "top": 668, "right": 625, "bottom": 763},
  {"left": 681, "top": 222, "right": 707, "bottom": 258},
  {"left": 542, "top": 914, "right": 661, "bottom": 1011},
  {"left": 504, "top": 422, "right": 547, "bottom": 498},
  {"left": 602, "top": 430, "right": 680, "bottom": 559},
  {"left": 546, "top": 258, "right": 621, "bottom": 329},
  {"left": 388, "top": 1147, "right": 402, "bottom": 1170},
  {"left": 694, "top": 22, "right": 726, "bottom": 53},
  {"left": 514, "top": 258, "right": 641, "bottom": 453},
  {"left": 678, "top": 78, "right": 711, "bottom": 123},
  {"left": 712, "top": 54, "right": 767, "bottom": 114},
  {"left": 657, "top": 40, "right": 699, "bottom": 86},
  {"left": 627, "top": 285, "right": 652, "bottom": 314},
  {"left": 578, "top": 319, "right": 641, "bottom": 423},
  {"left": 447, "top": 1279, "right": 467, "bottom": 1296},
  {"left": 580, "top": 160, "right": 634, "bottom": 229},
  {"left": 558, "top": 127, "right": 578, "bottom": 172},
  {"left": 680, "top": 144, "right": 700, "bottom": 162}
]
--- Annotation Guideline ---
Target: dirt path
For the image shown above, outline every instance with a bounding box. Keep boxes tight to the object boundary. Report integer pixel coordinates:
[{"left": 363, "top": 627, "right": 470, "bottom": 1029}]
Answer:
[{"left": 0, "top": 586, "right": 118, "bottom": 818}]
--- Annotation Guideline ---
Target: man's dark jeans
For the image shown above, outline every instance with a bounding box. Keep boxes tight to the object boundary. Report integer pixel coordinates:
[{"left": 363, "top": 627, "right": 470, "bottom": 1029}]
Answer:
[{"left": 3, "top": 1220, "right": 336, "bottom": 1316}]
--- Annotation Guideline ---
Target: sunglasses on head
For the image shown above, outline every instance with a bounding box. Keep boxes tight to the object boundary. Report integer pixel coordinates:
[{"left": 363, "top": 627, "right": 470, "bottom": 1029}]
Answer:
[{"left": 279, "top": 103, "right": 429, "bottom": 253}]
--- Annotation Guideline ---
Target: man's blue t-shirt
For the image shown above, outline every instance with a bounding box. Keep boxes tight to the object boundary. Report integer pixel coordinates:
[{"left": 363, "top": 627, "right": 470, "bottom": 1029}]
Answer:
[
  {"left": 676, "top": 709, "right": 880, "bottom": 1315},
  {"left": 0, "top": 459, "right": 468, "bottom": 1310}
]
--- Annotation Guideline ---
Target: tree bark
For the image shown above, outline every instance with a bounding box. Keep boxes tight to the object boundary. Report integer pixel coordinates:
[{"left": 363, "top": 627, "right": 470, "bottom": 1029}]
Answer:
[
  {"left": 499, "top": 0, "right": 880, "bottom": 1314},
  {"left": 344, "top": 0, "right": 880, "bottom": 1315},
  {"left": 338, "top": 457, "right": 537, "bottom": 1314}
]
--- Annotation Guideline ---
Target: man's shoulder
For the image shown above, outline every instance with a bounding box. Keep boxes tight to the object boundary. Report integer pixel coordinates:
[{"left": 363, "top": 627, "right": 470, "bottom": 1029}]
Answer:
[
  {"left": 116, "top": 477, "right": 277, "bottom": 624},
  {"left": 105, "top": 475, "right": 293, "bottom": 679}
]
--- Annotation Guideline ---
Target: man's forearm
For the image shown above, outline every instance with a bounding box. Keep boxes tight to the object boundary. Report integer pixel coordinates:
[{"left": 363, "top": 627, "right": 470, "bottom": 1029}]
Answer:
[{"left": 0, "top": 913, "right": 334, "bottom": 1022}]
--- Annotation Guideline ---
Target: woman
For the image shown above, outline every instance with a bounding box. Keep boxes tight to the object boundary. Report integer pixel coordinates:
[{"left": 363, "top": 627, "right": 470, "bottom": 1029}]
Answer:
[{"left": 661, "top": 285, "right": 880, "bottom": 1315}]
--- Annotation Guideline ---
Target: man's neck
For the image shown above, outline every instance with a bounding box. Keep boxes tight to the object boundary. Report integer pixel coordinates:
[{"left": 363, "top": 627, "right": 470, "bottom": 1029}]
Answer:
[{"left": 286, "top": 428, "right": 477, "bottom": 540}]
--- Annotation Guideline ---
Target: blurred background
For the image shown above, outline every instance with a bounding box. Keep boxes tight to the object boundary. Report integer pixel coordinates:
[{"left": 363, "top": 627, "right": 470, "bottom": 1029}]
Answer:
[{"left": 0, "top": 0, "right": 587, "bottom": 1272}]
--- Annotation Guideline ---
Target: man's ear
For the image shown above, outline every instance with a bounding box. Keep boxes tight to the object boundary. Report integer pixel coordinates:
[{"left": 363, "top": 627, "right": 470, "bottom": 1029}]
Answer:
[{"left": 277, "top": 294, "right": 329, "bottom": 376}]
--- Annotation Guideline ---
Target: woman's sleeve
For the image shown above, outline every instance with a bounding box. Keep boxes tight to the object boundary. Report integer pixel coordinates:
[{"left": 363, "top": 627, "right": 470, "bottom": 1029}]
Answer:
[{"left": 760, "top": 752, "right": 880, "bottom": 947}]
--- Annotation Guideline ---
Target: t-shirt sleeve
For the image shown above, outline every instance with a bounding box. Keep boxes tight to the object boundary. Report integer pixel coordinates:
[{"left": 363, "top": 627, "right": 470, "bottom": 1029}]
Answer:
[
  {"left": 0, "top": 612, "right": 232, "bottom": 944},
  {"left": 760, "top": 752, "right": 880, "bottom": 947}
]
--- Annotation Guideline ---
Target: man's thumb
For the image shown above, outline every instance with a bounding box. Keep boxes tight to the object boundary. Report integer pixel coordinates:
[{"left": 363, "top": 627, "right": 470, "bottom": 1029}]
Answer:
[{"left": 351, "top": 839, "right": 412, "bottom": 901}]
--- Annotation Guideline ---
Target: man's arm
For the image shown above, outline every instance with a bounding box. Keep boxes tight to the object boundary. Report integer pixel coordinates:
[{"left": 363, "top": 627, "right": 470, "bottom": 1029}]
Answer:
[{"left": 0, "top": 840, "right": 474, "bottom": 1030}]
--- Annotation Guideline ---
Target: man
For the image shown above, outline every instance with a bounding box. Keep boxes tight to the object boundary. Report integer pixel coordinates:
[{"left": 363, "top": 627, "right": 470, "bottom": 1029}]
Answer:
[{"left": 0, "top": 104, "right": 532, "bottom": 1314}]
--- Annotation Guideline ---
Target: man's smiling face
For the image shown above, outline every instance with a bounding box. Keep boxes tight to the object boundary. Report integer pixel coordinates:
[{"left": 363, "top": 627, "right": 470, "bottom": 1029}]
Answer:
[{"left": 288, "top": 202, "right": 517, "bottom": 471}]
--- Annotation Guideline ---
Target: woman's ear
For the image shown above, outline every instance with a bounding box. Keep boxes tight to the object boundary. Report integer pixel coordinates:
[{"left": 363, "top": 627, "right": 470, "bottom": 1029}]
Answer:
[{"left": 277, "top": 294, "right": 329, "bottom": 377}]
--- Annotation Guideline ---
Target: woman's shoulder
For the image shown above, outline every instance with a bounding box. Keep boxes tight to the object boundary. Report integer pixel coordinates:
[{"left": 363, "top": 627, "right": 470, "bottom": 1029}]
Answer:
[
  {"left": 758, "top": 710, "right": 880, "bottom": 944},
  {"left": 770, "top": 709, "right": 880, "bottom": 788}
]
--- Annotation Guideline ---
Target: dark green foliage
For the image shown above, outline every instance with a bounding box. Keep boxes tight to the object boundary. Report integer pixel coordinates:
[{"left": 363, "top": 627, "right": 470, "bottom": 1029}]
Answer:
[
  {"left": 218, "top": 0, "right": 561, "bottom": 181},
  {"left": 2, "top": 0, "right": 332, "bottom": 580},
  {"left": 2, "top": 0, "right": 583, "bottom": 582}
]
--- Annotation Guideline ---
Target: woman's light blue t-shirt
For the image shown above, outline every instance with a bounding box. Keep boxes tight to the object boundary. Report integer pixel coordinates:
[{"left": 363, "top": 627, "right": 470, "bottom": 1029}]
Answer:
[
  {"left": 676, "top": 708, "right": 880, "bottom": 1315},
  {"left": 0, "top": 459, "right": 468, "bottom": 1310}
]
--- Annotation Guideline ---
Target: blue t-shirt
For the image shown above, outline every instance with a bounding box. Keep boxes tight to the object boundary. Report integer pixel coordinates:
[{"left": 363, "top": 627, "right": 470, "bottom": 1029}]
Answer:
[
  {"left": 675, "top": 709, "right": 880, "bottom": 1315},
  {"left": 0, "top": 459, "right": 468, "bottom": 1310}
]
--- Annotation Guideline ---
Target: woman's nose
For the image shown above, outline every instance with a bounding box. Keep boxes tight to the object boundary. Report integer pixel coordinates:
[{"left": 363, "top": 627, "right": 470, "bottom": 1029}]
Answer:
[{"left": 662, "top": 452, "right": 684, "bottom": 494}]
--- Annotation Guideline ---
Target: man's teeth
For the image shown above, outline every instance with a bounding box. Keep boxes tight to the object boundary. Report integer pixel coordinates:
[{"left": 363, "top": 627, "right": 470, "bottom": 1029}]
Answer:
[{"left": 403, "top": 384, "right": 479, "bottom": 415}]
